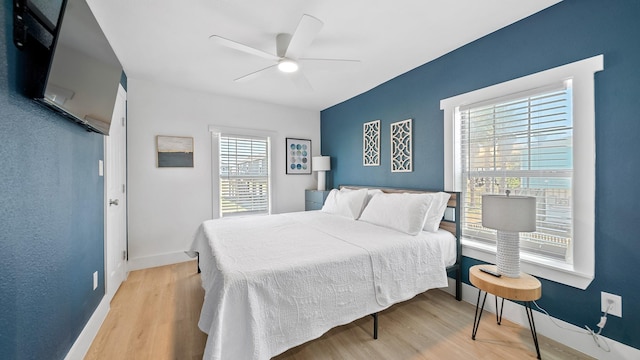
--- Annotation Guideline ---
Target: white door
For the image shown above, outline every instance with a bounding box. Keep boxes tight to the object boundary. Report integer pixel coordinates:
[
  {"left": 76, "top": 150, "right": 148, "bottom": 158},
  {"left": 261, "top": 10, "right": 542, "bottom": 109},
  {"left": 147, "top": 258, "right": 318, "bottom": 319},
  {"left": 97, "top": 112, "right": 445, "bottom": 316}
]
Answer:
[{"left": 105, "top": 85, "right": 127, "bottom": 300}]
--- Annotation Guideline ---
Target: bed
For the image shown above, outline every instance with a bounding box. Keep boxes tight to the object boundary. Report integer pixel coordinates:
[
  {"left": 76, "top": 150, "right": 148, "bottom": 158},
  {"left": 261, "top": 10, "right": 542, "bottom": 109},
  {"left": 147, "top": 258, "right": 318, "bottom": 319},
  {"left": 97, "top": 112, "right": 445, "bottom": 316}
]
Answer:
[{"left": 188, "top": 186, "right": 461, "bottom": 360}]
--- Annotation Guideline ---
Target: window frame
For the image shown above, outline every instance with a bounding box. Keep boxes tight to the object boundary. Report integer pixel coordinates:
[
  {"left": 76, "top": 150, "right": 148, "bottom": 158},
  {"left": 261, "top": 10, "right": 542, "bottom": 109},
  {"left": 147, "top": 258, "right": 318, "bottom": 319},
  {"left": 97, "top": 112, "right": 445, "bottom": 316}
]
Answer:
[
  {"left": 209, "top": 125, "right": 275, "bottom": 219},
  {"left": 459, "top": 84, "right": 573, "bottom": 262},
  {"left": 441, "top": 55, "right": 603, "bottom": 289}
]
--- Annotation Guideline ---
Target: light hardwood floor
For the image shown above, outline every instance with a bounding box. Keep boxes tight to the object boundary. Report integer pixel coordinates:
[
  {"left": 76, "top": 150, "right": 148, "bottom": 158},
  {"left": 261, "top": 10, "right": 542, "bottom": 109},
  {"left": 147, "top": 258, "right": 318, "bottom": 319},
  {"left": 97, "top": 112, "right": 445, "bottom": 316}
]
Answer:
[{"left": 86, "top": 261, "right": 593, "bottom": 359}]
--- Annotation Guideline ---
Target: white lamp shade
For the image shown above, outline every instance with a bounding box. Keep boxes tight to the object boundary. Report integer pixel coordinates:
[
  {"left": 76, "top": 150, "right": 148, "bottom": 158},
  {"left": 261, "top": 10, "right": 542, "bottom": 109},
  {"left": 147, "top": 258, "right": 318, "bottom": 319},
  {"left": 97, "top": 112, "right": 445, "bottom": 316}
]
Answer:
[
  {"left": 482, "top": 195, "right": 536, "bottom": 232},
  {"left": 312, "top": 156, "right": 331, "bottom": 171}
]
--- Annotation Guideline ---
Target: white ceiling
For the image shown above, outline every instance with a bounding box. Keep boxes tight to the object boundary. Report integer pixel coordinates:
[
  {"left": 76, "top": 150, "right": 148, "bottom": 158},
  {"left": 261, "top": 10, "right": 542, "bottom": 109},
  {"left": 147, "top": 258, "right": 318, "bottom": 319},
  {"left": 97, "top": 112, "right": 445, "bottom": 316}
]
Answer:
[{"left": 88, "top": 0, "right": 561, "bottom": 111}]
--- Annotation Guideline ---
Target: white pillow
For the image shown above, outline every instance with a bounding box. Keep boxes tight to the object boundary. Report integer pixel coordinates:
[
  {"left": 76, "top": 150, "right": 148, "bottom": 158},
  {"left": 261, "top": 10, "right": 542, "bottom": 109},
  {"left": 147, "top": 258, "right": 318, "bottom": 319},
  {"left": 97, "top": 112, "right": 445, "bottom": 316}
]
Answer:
[
  {"left": 341, "top": 187, "right": 383, "bottom": 210},
  {"left": 364, "top": 189, "right": 383, "bottom": 208},
  {"left": 321, "top": 188, "right": 368, "bottom": 219},
  {"left": 358, "top": 192, "right": 434, "bottom": 235},
  {"left": 423, "top": 192, "right": 451, "bottom": 232}
]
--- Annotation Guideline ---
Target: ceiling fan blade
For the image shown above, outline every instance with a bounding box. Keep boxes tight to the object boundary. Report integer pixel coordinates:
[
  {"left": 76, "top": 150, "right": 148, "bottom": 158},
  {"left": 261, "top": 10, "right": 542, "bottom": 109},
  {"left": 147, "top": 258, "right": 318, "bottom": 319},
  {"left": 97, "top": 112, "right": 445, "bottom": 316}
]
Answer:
[
  {"left": 234, "top": 64, "right": 278, "bottom": 82},
  {"left": 210, "top": 35, "right": 279, "bottom": 61},
  {"left": 276, "top": 33, "right": 291, "bottom": 58},
  {"left": 285, "top": 14, "right": 324, "bottom": 59},
  {"left": 286, "top": 71, "right": 313, "bottom": 91}
]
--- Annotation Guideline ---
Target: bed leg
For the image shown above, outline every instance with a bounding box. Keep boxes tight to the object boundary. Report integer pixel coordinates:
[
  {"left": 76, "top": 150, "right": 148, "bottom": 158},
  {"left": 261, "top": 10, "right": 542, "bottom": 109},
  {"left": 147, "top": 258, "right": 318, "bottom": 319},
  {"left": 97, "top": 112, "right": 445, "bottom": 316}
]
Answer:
[
  {"left": 371, "top": 313, "right": 378, "bottom": 339},
  {"left": 197, "top": 253, "right": 201, "bottom": 274}
]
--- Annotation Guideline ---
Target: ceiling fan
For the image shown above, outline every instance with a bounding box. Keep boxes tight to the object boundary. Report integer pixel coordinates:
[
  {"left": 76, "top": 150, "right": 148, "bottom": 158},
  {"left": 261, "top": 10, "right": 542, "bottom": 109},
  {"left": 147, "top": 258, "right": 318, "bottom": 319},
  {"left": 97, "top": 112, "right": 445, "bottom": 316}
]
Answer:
[{"left": 209, "top": 14, "right": 360, "bottom": 89}]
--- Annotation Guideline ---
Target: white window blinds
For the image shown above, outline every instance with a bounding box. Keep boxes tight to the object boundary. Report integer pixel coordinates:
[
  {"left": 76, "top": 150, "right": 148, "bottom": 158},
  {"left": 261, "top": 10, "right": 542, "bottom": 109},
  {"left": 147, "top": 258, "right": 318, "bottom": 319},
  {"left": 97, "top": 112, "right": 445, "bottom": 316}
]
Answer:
[
  {"left": 219, "top": 135, "right": 269, "bottom": 216},
  {"left": 460, "top": 82, "right": 573, "bottom": 262}
]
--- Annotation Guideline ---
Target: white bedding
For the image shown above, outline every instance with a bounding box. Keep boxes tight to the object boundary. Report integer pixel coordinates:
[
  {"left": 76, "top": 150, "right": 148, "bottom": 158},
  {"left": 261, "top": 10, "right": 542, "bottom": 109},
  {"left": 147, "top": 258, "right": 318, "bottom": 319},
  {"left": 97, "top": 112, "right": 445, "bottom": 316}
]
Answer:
[{"left": 189, "top": 211, "right": 456, "bottom": 360}]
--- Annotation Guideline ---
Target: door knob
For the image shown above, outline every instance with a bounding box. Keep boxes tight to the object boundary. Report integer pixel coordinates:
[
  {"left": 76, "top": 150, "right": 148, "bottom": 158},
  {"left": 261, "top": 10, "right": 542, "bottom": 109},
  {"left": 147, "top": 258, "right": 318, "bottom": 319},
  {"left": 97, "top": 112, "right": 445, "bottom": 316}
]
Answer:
[{"left": 109, "top": 199, "right": 119, "bottom": 206}]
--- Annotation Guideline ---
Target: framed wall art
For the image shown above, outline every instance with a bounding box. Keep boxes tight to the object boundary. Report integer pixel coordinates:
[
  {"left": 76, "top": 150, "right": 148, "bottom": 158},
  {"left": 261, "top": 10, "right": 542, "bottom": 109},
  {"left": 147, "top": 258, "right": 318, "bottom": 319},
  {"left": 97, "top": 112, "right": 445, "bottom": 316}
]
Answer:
[
  {"left": 363, "top": 120, "right": 380, "bottom": 166},
  {"left": 156, "top": 135, "right": 194, "bottom": 168},
  {"left": 390, "top": 119, "right": 412, "bottom": 172},
  {"left": 286, "top": 138, "right": 311, "bottom": 174}
]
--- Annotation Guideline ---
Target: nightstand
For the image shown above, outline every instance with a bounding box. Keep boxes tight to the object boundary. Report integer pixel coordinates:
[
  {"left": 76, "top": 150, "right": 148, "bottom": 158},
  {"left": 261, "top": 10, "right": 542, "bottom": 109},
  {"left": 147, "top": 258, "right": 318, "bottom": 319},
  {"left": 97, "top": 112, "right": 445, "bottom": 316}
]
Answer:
[
  {"left": 305, "top": 189, "right": 331, "bottom": 211},
  {"left": 469, "top": 264, "right": 542, "bottom": 359}
]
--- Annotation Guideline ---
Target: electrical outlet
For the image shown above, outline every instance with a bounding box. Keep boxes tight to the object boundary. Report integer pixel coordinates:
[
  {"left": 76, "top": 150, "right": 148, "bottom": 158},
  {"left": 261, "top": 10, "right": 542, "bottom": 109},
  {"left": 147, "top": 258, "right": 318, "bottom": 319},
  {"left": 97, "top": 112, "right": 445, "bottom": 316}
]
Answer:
[
  {"left": 601, "top": 291, "right": 622, "bottom": 317},
  {"left": 93, "top": 271, "right": 98, "bottom": 290}
]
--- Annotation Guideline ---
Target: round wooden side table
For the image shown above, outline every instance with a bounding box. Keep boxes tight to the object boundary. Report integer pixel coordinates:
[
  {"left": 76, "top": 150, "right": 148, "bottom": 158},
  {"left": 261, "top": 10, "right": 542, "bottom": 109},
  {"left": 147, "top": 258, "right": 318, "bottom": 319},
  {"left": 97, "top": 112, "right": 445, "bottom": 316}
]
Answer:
[{"left": 469, "top": 264, "right": 542, "bottom": 359}]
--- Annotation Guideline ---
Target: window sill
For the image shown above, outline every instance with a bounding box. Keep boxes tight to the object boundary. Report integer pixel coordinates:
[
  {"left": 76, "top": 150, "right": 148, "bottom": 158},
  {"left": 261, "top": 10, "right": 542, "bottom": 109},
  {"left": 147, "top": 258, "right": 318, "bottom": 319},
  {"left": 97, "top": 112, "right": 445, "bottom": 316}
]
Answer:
[{"left": 462, "top": 239, "right": 594, "bottom": 290}]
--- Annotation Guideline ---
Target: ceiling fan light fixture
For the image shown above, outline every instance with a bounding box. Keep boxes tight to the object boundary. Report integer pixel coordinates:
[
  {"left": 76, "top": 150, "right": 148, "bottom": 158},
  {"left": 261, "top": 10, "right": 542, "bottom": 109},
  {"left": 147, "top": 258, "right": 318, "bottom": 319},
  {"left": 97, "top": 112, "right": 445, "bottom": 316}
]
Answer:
[{"left": 278, "top": 58, "right": 299, "bottom": 73}]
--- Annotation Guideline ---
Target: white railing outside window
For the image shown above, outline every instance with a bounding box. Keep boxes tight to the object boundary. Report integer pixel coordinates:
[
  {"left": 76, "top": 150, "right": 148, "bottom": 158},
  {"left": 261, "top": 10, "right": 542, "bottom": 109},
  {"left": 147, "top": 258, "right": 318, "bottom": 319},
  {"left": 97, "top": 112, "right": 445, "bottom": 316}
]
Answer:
[{"left": 219, "top": 135, "right": 269, "bottom": 216}]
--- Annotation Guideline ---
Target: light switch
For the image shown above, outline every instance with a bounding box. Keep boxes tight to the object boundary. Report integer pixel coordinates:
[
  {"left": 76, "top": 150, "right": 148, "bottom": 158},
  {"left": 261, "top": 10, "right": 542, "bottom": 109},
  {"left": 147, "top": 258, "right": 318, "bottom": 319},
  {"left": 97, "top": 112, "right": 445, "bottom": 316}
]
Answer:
[{"left": 99, "top": 160, "right": 104, "bottom": 176}]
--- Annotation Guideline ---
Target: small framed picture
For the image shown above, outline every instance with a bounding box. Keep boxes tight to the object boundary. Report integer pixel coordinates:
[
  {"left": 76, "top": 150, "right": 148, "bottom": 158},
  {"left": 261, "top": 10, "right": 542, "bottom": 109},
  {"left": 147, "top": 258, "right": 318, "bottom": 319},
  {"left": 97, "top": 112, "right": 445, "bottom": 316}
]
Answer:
[
  {"left": 156, "top": 135, "right": 194, "bottom": 168},
  {"left": 285, "top": 138, "right": 311, "bottom": 174}
]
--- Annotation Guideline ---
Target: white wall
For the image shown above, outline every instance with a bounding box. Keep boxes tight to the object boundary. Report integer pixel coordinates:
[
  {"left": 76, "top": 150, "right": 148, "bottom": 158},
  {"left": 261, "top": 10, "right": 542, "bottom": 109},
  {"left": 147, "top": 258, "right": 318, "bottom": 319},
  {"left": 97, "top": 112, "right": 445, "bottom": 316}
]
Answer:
[{"left": 127, "top": 78, "right": 320, "bottom": 269}]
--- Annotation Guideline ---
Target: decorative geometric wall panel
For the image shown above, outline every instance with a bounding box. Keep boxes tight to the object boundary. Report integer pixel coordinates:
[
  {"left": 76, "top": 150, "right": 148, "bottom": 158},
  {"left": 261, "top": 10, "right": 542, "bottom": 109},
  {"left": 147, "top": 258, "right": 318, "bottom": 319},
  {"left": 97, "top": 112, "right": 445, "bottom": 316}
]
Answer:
[
  {"left": 363, "top": 120, "right": 380, "bottom": 166},
  {"left": 390, "top": 119, "right": 412, "bottom": 172}
]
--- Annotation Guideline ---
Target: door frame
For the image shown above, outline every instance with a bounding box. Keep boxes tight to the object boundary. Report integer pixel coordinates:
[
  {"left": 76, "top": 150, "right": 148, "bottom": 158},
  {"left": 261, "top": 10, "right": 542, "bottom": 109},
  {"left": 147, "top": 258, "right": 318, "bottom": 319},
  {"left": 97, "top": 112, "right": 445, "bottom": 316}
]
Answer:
[{"left": 104, "top": 84, "right": 128, "bottom": 303}]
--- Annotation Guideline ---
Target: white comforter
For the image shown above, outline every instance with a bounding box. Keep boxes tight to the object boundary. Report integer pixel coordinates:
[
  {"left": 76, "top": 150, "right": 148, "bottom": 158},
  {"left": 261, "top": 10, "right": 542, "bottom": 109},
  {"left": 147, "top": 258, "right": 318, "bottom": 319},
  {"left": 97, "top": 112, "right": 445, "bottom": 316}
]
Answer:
[{"left": 189, "top": 211, "right": 455, "bottom": 360}]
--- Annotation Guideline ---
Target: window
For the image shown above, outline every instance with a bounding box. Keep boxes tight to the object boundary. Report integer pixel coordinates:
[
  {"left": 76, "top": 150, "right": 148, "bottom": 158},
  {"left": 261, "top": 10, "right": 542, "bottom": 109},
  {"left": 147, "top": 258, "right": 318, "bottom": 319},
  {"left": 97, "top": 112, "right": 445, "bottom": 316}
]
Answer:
[
  {"left": 460, "top": 84, "right": 573, "bottom": 262},
  {"left": 219, "top": 134, "right": 270, "bottom": 216},
  {"left": 441, "top": 55, "right": 603, "bottom": 289}
]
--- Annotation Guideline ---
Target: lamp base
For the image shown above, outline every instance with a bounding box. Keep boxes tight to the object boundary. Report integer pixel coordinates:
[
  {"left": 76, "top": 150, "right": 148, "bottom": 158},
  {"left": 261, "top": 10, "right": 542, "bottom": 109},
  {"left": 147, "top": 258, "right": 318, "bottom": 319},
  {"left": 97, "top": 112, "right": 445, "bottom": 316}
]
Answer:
[
  {"left": 496, "top": 230, "right": 521, "bottom": 278},
  {"left": 317, "top": 170, "right": 326, "bottom": 191}
]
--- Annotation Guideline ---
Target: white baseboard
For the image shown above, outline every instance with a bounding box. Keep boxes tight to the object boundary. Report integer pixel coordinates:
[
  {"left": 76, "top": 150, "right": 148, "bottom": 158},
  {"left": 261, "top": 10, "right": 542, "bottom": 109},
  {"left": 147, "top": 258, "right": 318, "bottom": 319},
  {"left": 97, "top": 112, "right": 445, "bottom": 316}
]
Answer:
[
  {"left": 443, "top": 279, "right": 639, "bottom": 360},
  {"left": 127, "top": 251, "right": 192, "bottom": 271},
  {"left": 64, "top": 297, "right": 110, "bottom": 360}
]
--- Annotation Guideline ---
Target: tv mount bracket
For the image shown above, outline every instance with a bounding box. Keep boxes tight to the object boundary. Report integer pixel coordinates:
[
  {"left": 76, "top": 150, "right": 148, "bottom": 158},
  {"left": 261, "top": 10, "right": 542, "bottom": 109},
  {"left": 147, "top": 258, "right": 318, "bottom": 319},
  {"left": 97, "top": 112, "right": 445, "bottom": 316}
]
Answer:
[{"left": 13, "top": 0, "right": 58, "bottom": 50}]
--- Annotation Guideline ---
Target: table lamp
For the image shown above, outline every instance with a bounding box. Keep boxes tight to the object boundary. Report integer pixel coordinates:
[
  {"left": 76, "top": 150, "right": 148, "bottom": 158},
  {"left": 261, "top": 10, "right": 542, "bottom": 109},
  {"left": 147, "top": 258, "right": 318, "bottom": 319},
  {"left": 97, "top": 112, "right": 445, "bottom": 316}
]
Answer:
[
  {"left": 312, "top": 156, "right": 331, "bottom": 191},
  {"left": 482, "top": 190, "right": 536, "bottom": 278}
]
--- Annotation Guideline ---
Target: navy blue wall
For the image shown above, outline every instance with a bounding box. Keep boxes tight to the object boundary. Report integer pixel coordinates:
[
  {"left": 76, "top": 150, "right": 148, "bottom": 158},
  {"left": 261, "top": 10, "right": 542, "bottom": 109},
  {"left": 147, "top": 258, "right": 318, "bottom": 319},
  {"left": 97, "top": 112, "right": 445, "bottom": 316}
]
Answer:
[
  {"left": 1, "top": 1, "right": 106, "bottom": 358},
  {"left": 321, "top": 0, "right": 640, "bottom": 350}
]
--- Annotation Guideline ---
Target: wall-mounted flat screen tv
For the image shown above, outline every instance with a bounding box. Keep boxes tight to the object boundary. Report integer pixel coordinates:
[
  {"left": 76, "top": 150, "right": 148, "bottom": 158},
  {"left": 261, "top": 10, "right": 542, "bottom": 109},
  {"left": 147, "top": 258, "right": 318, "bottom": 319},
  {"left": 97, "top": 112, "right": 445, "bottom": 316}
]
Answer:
[{"left": 14, "top": 0, "right": 123, "bottom": 135}]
